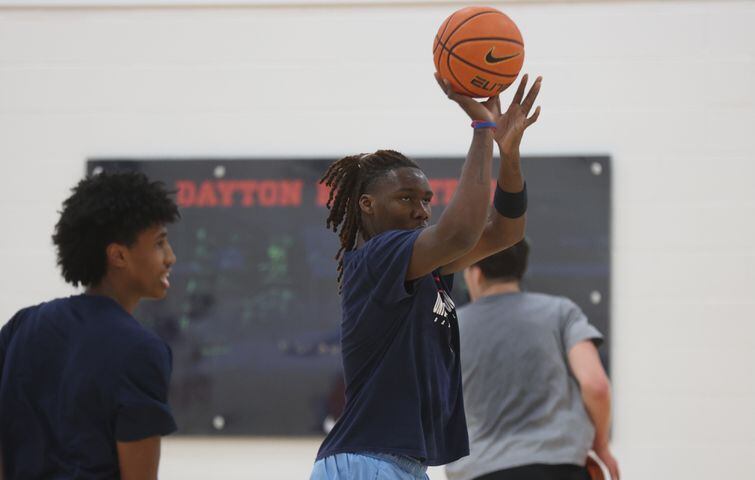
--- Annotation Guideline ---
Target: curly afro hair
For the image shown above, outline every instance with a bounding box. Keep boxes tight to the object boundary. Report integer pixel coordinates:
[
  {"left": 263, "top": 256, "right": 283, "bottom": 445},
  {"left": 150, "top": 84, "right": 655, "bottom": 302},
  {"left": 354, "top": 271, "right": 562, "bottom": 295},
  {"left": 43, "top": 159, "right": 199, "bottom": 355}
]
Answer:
[{"left": 52, "top": 171, "right": 180, "bottom": 287}]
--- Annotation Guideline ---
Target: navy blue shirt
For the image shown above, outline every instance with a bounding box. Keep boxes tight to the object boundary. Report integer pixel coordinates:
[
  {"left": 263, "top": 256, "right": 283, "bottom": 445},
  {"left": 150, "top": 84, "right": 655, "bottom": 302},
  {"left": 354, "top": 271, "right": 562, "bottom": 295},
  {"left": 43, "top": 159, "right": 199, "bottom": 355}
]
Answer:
[
  {"left": 0, "top": 294, "right": 177, "bottom": 479},
  {"left": 317, "top": 229, "right": 469, "bottom": 466}
]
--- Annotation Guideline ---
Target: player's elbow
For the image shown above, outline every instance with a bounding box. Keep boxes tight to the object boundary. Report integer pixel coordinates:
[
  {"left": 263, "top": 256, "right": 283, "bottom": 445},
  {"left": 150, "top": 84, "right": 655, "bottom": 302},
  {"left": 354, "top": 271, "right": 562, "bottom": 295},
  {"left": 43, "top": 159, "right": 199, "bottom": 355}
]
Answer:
[{"left": 580, "top": 375, "right": 611, "bottom": 402}]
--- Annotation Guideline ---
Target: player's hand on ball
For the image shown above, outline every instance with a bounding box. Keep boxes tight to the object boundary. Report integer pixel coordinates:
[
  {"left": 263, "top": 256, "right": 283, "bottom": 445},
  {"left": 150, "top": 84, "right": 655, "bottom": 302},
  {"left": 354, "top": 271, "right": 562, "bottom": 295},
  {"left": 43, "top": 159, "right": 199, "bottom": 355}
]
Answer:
[
  {"left": 494, "top": 74, "right": 542, "bottom": 154},
  {"left": 435, "top": 72, "right": 499, "bottom": 123}
]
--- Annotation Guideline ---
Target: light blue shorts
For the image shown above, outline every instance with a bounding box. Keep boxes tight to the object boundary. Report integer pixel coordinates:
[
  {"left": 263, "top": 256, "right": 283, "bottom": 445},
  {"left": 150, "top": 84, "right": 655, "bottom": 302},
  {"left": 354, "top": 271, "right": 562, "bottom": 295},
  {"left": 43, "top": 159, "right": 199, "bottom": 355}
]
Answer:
[{"left": 310, "top": 452, "right": 429, "bottom": 480}]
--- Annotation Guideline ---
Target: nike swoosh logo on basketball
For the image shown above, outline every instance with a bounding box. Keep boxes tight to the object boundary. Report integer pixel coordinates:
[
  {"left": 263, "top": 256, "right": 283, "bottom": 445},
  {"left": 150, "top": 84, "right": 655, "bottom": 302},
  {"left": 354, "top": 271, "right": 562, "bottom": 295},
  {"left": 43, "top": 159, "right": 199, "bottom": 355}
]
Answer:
[{"left": 485, "top": 49, "right": 519, "bottom": 64}]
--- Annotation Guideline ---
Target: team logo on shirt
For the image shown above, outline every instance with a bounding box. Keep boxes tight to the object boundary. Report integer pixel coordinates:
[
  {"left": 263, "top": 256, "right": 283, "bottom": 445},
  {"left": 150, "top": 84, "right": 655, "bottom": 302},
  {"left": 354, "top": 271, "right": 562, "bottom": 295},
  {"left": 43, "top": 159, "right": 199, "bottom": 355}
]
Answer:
[{"left": 432, "top": 276, "right": 456, "bottom": 329}]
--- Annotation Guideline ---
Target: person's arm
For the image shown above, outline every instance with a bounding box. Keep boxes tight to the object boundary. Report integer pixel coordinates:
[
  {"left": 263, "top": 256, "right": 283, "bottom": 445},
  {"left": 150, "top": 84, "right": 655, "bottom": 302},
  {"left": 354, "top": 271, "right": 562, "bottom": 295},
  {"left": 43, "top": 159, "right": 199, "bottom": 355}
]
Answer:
[
  {"left": 406, "top": 74, "right": 498, "bottom": 281},
  {"left": 1, "top": 315, "right": 15, "bottom": 480},
  {"left": 114, "top": 340, "right": 176, "bottom": 479},
  {"left": 441, "top": 75, "right": 541, "bottom": 275},
  {"left": 568, "top": 340, "right": 620, "bottom": 480},
  {"left": 117, "top": 436, "right": 161, "bottom": 480}
]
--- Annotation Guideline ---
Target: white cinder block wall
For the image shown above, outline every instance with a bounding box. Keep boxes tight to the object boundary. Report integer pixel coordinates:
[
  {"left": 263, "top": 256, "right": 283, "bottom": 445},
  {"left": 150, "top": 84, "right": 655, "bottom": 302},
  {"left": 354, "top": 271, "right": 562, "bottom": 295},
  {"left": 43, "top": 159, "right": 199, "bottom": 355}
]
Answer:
[{"left": 1, "top": 1, "right": 753, "bottom": 479}]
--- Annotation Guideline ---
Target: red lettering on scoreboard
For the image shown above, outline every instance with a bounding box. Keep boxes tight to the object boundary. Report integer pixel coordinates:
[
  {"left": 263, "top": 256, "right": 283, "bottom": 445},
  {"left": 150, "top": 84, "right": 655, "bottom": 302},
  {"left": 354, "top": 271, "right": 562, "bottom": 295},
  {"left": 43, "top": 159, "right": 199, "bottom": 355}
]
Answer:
[
  {"left": 175, "top": 178, "right": 478, "bottom": 208},
  {"left": 176, "top": 180, "right": 304, "bottom": 208}
]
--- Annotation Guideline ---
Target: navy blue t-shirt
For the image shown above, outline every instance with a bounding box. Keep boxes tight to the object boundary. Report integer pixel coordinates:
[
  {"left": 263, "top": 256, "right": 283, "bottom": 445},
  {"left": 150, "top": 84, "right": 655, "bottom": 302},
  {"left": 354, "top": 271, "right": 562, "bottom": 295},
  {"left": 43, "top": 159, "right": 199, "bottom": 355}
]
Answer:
[
  {"left": 317, "top": 229, "right": 469, "bottom": 466},
  {"left": 0, "top": 294, "right": 177, "bottom": 479}
]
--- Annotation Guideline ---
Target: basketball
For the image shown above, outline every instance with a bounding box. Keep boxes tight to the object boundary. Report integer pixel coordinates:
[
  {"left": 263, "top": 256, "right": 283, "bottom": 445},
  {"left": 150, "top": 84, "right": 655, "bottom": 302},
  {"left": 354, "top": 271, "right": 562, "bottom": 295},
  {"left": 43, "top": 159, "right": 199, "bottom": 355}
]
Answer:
[{"left": 433, "top": 6, "right": 525, "bottom": 98}]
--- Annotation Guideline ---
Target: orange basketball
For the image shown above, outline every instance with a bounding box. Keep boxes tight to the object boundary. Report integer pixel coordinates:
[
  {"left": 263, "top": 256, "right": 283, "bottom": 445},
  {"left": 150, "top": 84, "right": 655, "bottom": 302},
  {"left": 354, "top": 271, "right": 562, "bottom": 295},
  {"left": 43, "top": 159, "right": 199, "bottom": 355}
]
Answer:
[{"left": 433, "top": 6, "right": 525, "bottom": 98}]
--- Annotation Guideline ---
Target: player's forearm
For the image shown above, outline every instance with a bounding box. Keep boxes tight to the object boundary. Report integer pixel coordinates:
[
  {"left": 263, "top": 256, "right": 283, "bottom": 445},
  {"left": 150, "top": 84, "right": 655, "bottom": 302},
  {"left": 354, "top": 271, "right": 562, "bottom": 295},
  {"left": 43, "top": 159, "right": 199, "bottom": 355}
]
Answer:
[
  {"left": 480, "top": 214, "right": 525, "bottom": 252},
  {"left": 482, "top": 144, "right": 526, "bottom": 246},
  {"left": 581, "top": 382, "right": 613, "bottom": 448},
  {"left": 435, "top": 129, "right": 494, "bottom": 248},
  {"left": 497, "top": 144, "right": 524, "bottom": 193}
]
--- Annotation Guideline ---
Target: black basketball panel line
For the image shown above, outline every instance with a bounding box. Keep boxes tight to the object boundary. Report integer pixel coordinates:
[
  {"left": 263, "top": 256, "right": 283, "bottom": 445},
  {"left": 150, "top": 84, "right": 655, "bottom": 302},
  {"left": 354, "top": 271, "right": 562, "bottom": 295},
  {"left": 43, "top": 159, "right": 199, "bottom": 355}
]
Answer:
[
  {"left": 433, "top": 11, "right": 458, "bottom": 54},
  {"left": 448, "top": 39, "right": 524, "bottom": 76},
  {"left": 444, "top": 10, "right": 521, "bottom": 48},
  {"left": 449, "top": 35, "right": 524, "bottom": 51},
  {"left": 436, "top": 9, "right": 522, "bottom": 95},
  {"left": 445, "top": 45, "right": 479, "bottom": 97},
  {"left": 440, "top": 41, "right": 522, "bottom": 79},
  {"left": 440, "top": 10, "right": 505, "bottom": 49}
]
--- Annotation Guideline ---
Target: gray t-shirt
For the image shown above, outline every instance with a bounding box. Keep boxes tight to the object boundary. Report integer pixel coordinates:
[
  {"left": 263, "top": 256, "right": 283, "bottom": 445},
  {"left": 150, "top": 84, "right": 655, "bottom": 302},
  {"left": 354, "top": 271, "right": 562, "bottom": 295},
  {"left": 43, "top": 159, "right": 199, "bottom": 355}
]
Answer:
[{"left": 445, "top": 292, "right": 603, "bottom": 480}]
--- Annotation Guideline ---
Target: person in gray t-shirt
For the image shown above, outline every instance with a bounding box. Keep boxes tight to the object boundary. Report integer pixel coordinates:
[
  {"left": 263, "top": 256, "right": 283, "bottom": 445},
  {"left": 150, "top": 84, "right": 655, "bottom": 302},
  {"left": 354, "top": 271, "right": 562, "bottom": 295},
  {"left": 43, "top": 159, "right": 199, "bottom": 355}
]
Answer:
[{"left": 446, "top": 239, "right": 619, "bottom": 480}]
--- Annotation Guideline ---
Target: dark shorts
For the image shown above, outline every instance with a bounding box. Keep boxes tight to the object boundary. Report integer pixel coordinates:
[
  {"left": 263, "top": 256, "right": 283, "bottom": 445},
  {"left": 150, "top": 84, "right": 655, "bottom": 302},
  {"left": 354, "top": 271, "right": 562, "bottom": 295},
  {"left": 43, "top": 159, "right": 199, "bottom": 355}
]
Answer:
[{"left": 475, "top": 463, "right": 590, "bottom": 480}]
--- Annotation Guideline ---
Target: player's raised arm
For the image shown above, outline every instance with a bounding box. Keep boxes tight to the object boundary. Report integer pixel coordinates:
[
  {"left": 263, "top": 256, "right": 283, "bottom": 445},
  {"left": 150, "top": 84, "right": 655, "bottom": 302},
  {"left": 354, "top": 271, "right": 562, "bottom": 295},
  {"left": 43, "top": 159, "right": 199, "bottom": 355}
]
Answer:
[
  {"left": 405, "top": 75, "right": 499, "bottom": 280},
  {"left": 440, "top": 74, "right": 542, "bottom": 275}
]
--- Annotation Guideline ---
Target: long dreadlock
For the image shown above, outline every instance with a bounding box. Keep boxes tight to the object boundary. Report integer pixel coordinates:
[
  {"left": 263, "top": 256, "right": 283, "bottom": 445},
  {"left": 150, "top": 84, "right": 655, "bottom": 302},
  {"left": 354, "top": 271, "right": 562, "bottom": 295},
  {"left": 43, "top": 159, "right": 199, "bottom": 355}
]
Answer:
[{"left": 320, "top": 149, "right": 420, "bottom": 287}]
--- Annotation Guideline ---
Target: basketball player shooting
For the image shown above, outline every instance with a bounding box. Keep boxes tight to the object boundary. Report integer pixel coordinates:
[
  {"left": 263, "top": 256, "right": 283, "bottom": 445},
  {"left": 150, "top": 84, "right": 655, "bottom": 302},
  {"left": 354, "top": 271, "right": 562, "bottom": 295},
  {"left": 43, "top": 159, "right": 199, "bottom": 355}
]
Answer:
[{"left": 309, "top": 72, "right": 542, "bottom": 480}]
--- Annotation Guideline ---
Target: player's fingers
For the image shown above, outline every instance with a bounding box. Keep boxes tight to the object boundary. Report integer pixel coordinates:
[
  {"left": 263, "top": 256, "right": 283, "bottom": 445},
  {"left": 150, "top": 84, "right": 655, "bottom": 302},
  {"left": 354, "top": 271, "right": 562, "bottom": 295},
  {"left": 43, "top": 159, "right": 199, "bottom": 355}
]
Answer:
[
  {"left": 448, "top": 90, "right": 479, "bottom": 113},
  {"left": 434, "top": 72, "right": 451, "bottom": 96},
  {"left": 491, "top": 94, "right": 501, "bottom": 115},
  {"left": 512, "top": 73, "right": 528, "bottom": 105},
  {"left": 482, "top": 94, "right": 500, "bottom": 114},
  {"left": 525, "top": 106, "right": 541, "bottom": 127},
  {"left": 439, "top": 79, "right": 470, "bottom": 105},
  {"left": 522, "top": 76, "right": 542, "bottom": 114}
]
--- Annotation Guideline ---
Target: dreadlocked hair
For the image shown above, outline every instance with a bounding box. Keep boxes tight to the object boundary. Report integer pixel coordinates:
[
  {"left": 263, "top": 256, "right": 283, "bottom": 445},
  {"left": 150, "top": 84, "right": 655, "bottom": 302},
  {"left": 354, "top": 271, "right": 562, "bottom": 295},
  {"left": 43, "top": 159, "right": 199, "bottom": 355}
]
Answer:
[{"left": 320, "top": 149, "right": 420, "bottom": 287}]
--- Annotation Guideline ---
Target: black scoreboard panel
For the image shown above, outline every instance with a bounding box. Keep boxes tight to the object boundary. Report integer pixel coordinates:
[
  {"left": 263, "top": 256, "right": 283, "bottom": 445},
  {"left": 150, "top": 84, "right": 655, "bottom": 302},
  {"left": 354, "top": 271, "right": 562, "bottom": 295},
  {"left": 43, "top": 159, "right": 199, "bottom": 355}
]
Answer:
[{"left": 88, "top": 156, "right": 610, "bottom": 435}]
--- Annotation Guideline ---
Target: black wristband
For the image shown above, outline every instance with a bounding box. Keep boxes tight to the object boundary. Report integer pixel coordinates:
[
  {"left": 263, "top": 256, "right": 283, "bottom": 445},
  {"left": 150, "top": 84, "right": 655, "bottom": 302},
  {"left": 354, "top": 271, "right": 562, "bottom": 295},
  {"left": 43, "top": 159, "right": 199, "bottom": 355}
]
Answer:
[{"left": 493, "top": 182, "right": 527, "bottom": 218}]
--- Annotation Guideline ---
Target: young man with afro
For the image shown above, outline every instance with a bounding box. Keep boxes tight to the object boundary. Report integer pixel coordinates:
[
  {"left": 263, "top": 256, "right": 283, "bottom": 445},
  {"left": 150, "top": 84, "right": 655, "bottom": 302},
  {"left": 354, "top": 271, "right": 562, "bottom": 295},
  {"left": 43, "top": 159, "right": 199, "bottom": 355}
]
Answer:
[{"left": 0, "top": 172, "right": 180, "bottom": 480}]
